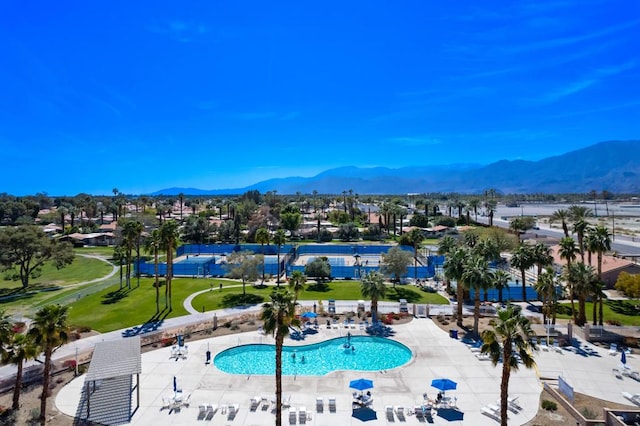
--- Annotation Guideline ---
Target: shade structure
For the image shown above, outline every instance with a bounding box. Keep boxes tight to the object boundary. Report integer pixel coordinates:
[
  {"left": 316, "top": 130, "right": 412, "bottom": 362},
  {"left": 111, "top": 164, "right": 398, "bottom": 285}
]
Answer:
[
  {"left": 301, "top": 311, "right": 318, "bottom": 319},
  {"left": 431, "top": 378, "right": 457, "bottom": 392},
  {"left": 350, "top": 378, "right": 374, "bottom": 391},
  {"left": 352, "top": 406, "right": 377, "bottom": 421}
]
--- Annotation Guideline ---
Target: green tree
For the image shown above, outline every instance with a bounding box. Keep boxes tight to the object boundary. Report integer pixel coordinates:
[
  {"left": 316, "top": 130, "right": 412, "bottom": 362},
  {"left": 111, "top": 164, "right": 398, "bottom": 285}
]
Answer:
[
  {"left": 535, "top": 268, "right": 558, "bottom": 325},
  {"left": 585, "top": 225, "right": 611, "bottom": 325},
  {"left": 28, "top": 305, "right": 70, "bottom": 426},
  {"left": 225, "top": 251, "right": 263, "bottom": 296},
  {"left": 549, "top": 209, "right": 570, "bottom": 237},
  {"left": 159, "top": 220, "right": 180, "bottom": 311},
  {"left": 558, "top": 237, "right": 579, "bottom": 323},
  {"left": 407, "top": 228, "right": 425, "bottom": 280},
  {"left": 380, "top": 246, "right": 413, "bottom": 286},
  {"left": 338, "top": 222, "right": 360, "bottom": 242},
  {"left": 273, "top": 229, "right": 287, "bottom": 286},
  {"left": 3, "top": 332, "right": 38, "bottom": 410},
  {"left": 443, "top": 246, "right": 468, "bottom": 326},
  {"left": 121, "top": 220, "right": 143, "bottom": 289},
  {"left": 493, "top": 270, "right": 511, "bottom": 304},
  {"left": 305, "top": 257, "right": 331, "bottom": 281},
  {"left": 255, "top": 227, "right": 270, "bottom": 284},
  {"left": 288, "top": 270, "right": 306, "bottom": 299},
  {"left": 144, "top": 228, "right": 163, "bottom": 314},
  {"left": 510, "top": 245, "right": 534, "bottom": 301},
  {"left": 480, "top": 306, "right": 537, "bottom": 426},
  {"left": 462, "top": 256, "right": 492, "bottom": 336},
  {"left": 360, "top": 271, "right": 386, "bottom": 322},
  {"left": 565, "top": 262, "right": 597, "bottom": 326},
  {"left": 181, "top": 215, "right": 215, "bottom": 244},
  {"left": 0, "top": 225, "right": 74, "bottom": 288},
  {"left": 261, "top": 289, "right": 299, "bottom": 426}
]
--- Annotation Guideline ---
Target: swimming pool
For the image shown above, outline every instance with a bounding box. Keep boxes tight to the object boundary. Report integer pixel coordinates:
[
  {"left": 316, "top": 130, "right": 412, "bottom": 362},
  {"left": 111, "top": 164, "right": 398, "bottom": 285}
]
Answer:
[{"left": 214, "top": 336, "right": 412, "bottom": 376}]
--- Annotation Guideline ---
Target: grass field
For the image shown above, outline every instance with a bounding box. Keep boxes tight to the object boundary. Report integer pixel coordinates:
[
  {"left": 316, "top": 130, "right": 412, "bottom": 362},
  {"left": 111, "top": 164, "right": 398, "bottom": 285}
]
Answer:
[{"left": 556, "top": 300, "right": 640, "bottom": 326}]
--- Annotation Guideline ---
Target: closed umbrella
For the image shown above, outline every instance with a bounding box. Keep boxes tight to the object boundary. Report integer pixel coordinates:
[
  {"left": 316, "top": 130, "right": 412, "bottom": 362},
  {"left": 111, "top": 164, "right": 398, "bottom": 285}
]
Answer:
[
  {"left": 622, "top": 350, "right": 628, "bottom": 369},
  {"left": 173, "top": 376, "right": 177, "bottom": 393}
]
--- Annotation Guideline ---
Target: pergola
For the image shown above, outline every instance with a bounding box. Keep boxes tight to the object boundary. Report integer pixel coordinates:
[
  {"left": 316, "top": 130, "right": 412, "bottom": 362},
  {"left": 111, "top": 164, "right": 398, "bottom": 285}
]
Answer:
[{"left": 80, "top": 336, "right": 141, "bottom": 425}]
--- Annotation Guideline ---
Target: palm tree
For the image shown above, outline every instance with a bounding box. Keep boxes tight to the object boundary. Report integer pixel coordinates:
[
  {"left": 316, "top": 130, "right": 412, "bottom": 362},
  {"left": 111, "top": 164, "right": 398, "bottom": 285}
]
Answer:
[
  {"left": 586, "top": 225, "right": 611, "bottom": 325},
  {"left": 468, "top": 198, "right": 481, "bottom": 223},
  {"left": 531, "top": 242, "right": 553, "bottom": 277},
  {"left": 443, "top": 247, "right": 468, "bottom": 327},
  {"left": 3, "top": 332, "right": 38, "bottom": 410},
  {"left": 273, "top": 229, "right": 286, "bottom": 286},
  {"left": 558, "top": 237, "right": 579, "bottom": 322},
  {"left": 481, "top": 306, "right": 537, "bottom": 426},
  {"left": 549, "top": 209, "right": 570, "bottom": 237},
  {"left": 572, "top": 219, "right": 590, "bottom": 264},
  {"left": 510, "top": 245, "right": 534, "bottom": 301},
  {"left": 565, "top": 262, "right": 597, "bottom": 326},
  {"left": 493, "top": 270, "right": 511, "bottom": 305},
  {"left": 535, "top": 268, "right": 558, "bottom": 325},
  {"left": 462, "top": 256, "right": 492, "bottom": 336},
  {"left": 28, "top": 305, "right": 70, "bottom": 426},
  {"left": 159, "top": 220, "right": 180, "bottom": 311},
  {"left": 288, "top": 270, "right": 306, "bottom": 300},
  {"left": 255, "top": 227, "right": 270, "bottom": 284},
  {"left": 122, "top": 220, "right": 143, "bottom": 289},
  {"left": 408, "top": 228, "right": 424, "bottom": 280},
  {"left": 144, "top": 228, "right": 162, "bottom": 313},
  {"left": 360, "top": 271, "right": 386, "bottom": 322},
  {"left": 261, "top": 289, "right": 299, "bottom": 426}
]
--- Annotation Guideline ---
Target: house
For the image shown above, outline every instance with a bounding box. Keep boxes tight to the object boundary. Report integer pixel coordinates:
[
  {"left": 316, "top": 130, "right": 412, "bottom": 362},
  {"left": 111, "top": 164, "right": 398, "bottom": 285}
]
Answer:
[
  {"left": 550, "top": 245, "right": 640, "bottom": 288},
  {"left": 59, "top": 232, "right": 115, "bottom": 247}
]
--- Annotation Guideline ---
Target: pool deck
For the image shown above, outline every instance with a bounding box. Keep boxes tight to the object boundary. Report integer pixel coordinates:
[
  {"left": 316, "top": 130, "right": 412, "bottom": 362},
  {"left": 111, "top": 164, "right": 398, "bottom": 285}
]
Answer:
[{"left": 54, "top": 313, "right": 640, "bottom": 426}]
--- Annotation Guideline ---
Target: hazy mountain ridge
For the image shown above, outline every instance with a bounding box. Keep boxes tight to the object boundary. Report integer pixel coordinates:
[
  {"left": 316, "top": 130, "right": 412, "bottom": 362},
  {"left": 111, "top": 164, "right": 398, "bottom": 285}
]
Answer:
[{"left": 151, "top": 140, "right": 640, "bottom": 195}]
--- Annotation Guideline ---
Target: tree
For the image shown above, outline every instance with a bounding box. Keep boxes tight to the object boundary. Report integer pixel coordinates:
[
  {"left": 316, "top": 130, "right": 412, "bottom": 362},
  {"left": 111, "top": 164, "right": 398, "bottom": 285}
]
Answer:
[
  {"left": 28, "top": 305, "right": 70, "bottom": 426},
  {"left": 305, "top": 257, "right": 331, "bottom": 281},
  {"left": 493, "top": 270, "right": 511, "bottom": 305},
  {"left": 3, "top": 332, "right": 38, "bottom": 410},
  {"left": 462, "top": 256, "right": 492, "bottom": 336},
  {"left": 261, "top": 289, "right": 299, "bottom": 426},
  {"left": 181, "top": 215, "right": 215, "bottom": 244},
  {"left": 407, "top": 228, "right": 425, "bottom": 280},
  {"left": 380, "top": 246, "right": 413, "bottom": 286},
  {"left": 531, "top": 242, "right": 553, "bottom": 276},
  {"left": 144, "top": 229, "right": 163, "bottom": 314},
  {"left": 510, "top": 245, "right": 534, "bottom": 301},
  {"left": 0, "top": 225, "right": 74, "bottom": 288},
  {"left": 225, "top": 251, "right": 263, "bottom": 296},
  {"left": 565, "top": 262, "right": 597, "bottom": 326},
  {"left": 549, "top": 209, "right": 570, "bottom": 237},
  {"left": 121, "top": 220, "right": 143, "bottom": 289},
  {"left": 255, "top": 227, "right": 270, "bottom": 284},
  {"left": 443, "top": 247, "right": 468, "bottom": 327},
  {"left": 558, "top": 237, "right": 579, "bottom": 322},
  {"left": 585, "top": 225, "right": 611, "bottom": 325},
  {"left": 288, "top": 270, "right": 306, "bottom": 300},
  {"left": 159, "top": 220, "right": 180, "bottom": 311},
  {"left": 338, "top": 222, "right": 360, "bottom": 242},
  {"left": 360, "top": 271, "right": 386, "bottom": 322},
  {"left": 481, "top": 306, "right": 536, "bottom": 426},
  {"left": 535, "top": 268, "right": 558, "bottom": 325},
  {"left": 273, "top": 229, "right": 286, "bottom": 286}
]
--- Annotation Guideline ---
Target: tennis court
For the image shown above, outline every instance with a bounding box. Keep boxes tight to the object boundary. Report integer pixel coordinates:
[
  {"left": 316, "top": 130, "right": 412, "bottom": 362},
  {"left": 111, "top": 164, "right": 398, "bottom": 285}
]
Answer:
[{"left": 293, "top": 254, "right": 355, "bottom": 267}]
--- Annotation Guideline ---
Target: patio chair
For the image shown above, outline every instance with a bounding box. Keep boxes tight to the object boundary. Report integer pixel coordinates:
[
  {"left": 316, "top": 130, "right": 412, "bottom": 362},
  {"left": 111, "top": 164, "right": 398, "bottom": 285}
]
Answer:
[
  {"left": 610, "top": 343, "right": 619, "bottom": 355},
  {"left": 623, "top": 392, "right": 640, "bottom": 406},
  {"left": 508, "top": 396, "right": 522, "bottom": 411},
  {"left": 299, "top": 406, "right": 307, "bottom": 424},
  {"left": 395, "top": 406, "right": 405, "bottom": 421},
  {"left": 385, "top": 405, "right": 394, "bottom": 421},
  {"left": 553, "top": 340, "right": 563, "bottom": 353},
  {"left": 540, "top": 339, "right": 549, "bottom": 351},
  {"left": 227, "top": 403, "right": 239, "bottom": 421},
  {"left": 289, "top": 406, "right": 297, "bottom": 424},
  {"left": 328, "top": 396, "right": 336, "bottom": 412},
  {"left": 250, "top": 396, "right": 260, "bottom": 411},
  {"left": 316, "top": 397, "right": 323, "bottom": 413},
  {"left": 482, "top": 406, "right": 501, "bottom": 421}
]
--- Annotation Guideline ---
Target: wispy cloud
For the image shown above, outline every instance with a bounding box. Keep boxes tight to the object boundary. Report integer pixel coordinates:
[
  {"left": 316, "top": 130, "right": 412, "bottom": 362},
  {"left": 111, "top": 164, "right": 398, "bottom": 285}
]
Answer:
[{"left": 146, "top": 20, "right": 207, "bottom": 42}]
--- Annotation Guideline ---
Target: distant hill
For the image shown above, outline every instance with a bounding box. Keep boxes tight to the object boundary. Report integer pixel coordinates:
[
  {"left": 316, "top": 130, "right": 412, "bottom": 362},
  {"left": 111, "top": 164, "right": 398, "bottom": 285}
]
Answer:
[{"left": 151, "top": 140, "right": 640, "bottom": 195}]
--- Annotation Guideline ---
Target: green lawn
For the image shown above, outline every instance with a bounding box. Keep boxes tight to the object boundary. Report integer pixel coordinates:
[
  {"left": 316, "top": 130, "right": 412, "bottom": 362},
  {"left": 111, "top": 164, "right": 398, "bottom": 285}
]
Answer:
[
  {"left": 557, "top": 300, "right": 640, "bottom": 326},
  {"left": 74, "top": 246, "right": 117, "bottom": 257}
]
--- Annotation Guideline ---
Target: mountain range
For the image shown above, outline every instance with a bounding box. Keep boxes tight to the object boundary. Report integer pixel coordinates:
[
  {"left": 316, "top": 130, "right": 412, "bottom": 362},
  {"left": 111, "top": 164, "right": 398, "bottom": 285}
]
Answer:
[{"left": 152, "top": 140, "right": 640, "bottom": 195}]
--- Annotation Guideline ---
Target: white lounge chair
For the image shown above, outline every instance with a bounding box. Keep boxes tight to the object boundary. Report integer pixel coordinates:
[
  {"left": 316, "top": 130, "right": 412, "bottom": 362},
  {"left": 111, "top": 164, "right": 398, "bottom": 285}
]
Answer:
[
  {"left": 395, "top": 406, "right": 405, "bottom": 421},
  {"left": 299, "top": 406, "right": 307, "bottom": 424},
  {"left": 610, "top": 343, "right": 619, "bottom": 355},
  {"left": 540, "top": 339, "right": 549, "bottom": 351},
  {"left": 328, "top": 397, "right": 336, "bottom": 412},
  {"left": 227, "top": 404, "right": 239, "bottom": 421},
  {"left": 482, "top": 406, "right": 501, "bottom": 421},
  {"left": 508, "top": 396, "right": 522, "bottom": 411},
  {"left": 553, "top": 340, "right": 563, "bottom": 353},
  {"left": 623, "top": 392, "right": 640, "bottom": 406},
  {"left": 289, "top": 406, "right": 297, "bottom": 424},
  {"left": 316, "top": 397, "right": 323, "bottom": 413},
  {"left": 385, "top": 405, "right": 394, "bottom": 421},
  {"left": 250, "top": 396, "right": 260, "bottom": 411}
]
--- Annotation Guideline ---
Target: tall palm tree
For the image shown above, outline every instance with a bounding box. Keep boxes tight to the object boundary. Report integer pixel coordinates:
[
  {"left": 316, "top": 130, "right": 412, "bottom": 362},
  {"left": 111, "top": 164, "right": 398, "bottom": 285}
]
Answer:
[
  {"left": 144, "top": 228, "right": 162, "bottom": 314},
  {"left": 408, "top": 228, "right": 424, "bottom": 280},
  {"left": 558, "top": 237, "right": 579, "bottom": 322},
  {"left": 481, "top": 306, "right": 537, "bottom": 426},
  {"left": 159, "top": 220, "right": 180, "bottom": 311},
  {"left": 572, "top": 219, "right": 590, "bottom": 264},
  {"left": 273, "top": 229, "right": 286, "bottom": 286},
  {"left": 288, "top": 270, "right": 306, "bottom": 301},
  {"left": 510, "top": 245, "right": 534, "bottom": 301},
  {"left": 360, "top": 271, "right": 386, "bottom": 322},
  {"left": 468, "top": 198, "right": 481, "bottom": 223},
  {"left": 586, "top": 225, "right": 611, "bottom": 325},
  {"left": 255, "top": 227, "right": 270, "bottom": 284},
  {"left": 549, "top": 209, "right": 570, "bottom": 237},
  {"left": 28, "top": 305, "right": 69, "bottom": 426},
  {"left": 565, "top": 262, "right": 597, "bottom": 326},
  {"left": 535, "top": 268, "right": 558, "bottom": 325},
  {"left": 531, "top": 243, "right": 553, "bottom": 277},
  {"left": 493, "top": 270, "right": 511, "bottom": 304},
  {"left": 261, "top": 290, "right": 299, "bottom": 426},
  {"left": 3, "top": 332, "right": 38, "bottom": 410},
  {"left": 443, "top": 247, "right": 468, "bottom": 326},
  {"left": 462, "top": 256, "right": 492, "bottom": 336}
]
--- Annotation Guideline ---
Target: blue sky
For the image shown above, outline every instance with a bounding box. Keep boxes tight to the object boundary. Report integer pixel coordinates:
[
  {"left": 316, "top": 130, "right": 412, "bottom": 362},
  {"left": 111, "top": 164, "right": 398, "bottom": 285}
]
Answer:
[{"left": 1, "top": 0, "right": 638, "bottom": 195}]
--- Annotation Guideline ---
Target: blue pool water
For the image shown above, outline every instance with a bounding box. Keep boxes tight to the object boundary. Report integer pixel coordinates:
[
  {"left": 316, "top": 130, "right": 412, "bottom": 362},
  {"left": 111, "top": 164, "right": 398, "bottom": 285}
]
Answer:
[{"left": 214, "top": 336, "right": 412, "bottom": 376}]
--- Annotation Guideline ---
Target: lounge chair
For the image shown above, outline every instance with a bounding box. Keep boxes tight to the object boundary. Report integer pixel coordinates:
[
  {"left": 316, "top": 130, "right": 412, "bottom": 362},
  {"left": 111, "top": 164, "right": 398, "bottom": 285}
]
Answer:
[
  {"left": 623, "top": 392, "right": 640, "bottom": 406},
  {"left": 206, "top": 404, "right": 218, "bottom": 420},
  {"left": 316, "top": 397, "right": 323, "bottom": 413},
  {"left": 250, "top": 396, "right": 260, "bottom": 411},
  {"left": 395, "top": 406, "right": 405, "bottom": 421},
  {"left": 385, "top": 405, "right": 394, "bottom": 421},
  {"left": 508, "top": 396, "right": 522, "bottom": 411},
  {"left": 553, "top": 340, "right": 563, "bottom": 353},
  {"left": 289, "top": 406, "right": 297, "bottom": 424},
  {"left": 540, "top": 339, "right": 549, "bottom": 351},
  {"left": 299, "top": 406, "right": 307, "bottom": 424},
  {"left": 227, "top": 404, "right": 239, "bottom": 421},
  {"left": 613, "top": 368, "right": 623, "bottom": 379},
  {"left": 328, "top": 397, "right": 336, "bottom": 412},
  {"left": 482, "top": 406, "right": 501, "bottom": 421},
  {"left": 414, "top": 405, "right": 424, "bottom": 420}
]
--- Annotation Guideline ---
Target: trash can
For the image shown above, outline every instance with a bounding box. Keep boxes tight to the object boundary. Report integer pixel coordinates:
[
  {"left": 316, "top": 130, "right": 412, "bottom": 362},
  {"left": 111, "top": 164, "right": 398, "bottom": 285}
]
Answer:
[{"left": 450, "top": 329, "right": 458, "bottom": 339}]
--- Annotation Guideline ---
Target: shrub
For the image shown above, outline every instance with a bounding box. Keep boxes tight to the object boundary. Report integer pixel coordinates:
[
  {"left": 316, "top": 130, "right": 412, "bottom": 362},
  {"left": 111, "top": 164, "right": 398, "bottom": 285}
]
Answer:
[
  {"left": 541, "top": 399, "right": 557, "bottom": 411},
  {"left": 606, "top": 319, "right": 622, "bottom": 326},
  {"left": 62, "top": 360, "right": 77, "bottom": 371},
  {"left": 580, "top": 407, "right": 597, "bottom": 419},
  {"left": 160, "top": 337, "right": 175, "bottom": 347}
]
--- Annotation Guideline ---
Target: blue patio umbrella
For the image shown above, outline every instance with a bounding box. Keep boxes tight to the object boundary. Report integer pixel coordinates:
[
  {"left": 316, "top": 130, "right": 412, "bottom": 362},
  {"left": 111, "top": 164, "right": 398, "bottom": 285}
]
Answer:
[
  {"left": 301, "top": 311, "right": 318, "bottom": 319},
  {"left": 352, "top": 406, "right": 377, "bottom": 421},
  {"left": 350, "top": 378, "right": 374, "bottom": 391},
  {"left": 431, "top": 378, "right": 457, "bottom": 392}
]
